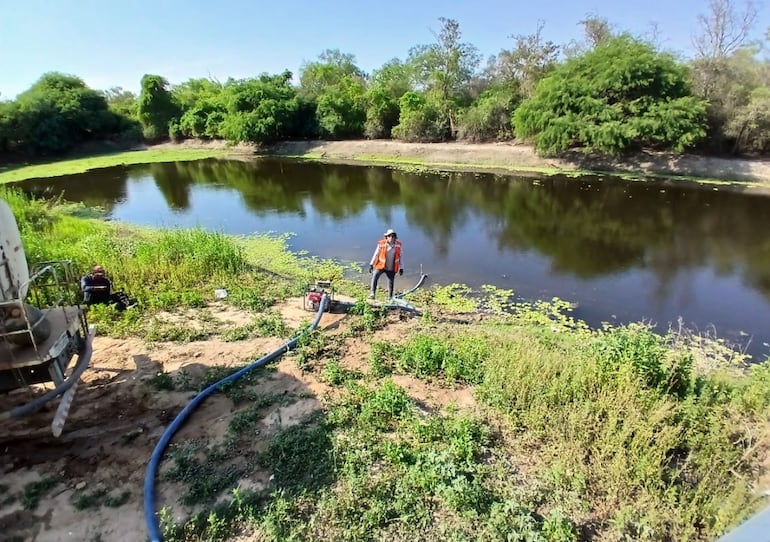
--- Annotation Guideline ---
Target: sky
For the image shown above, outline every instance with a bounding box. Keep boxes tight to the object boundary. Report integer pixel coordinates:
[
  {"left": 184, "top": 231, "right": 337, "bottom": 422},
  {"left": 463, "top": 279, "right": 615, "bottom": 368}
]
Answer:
[{"left": 1, "top": 0, "right": 769, "bottom": 99}]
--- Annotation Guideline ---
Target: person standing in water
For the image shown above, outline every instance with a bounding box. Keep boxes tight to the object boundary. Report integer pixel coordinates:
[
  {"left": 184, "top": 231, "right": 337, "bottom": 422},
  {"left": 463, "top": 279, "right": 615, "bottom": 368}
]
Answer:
[{"left": 368, "top": 228, "right": 403, "bottom": 299}]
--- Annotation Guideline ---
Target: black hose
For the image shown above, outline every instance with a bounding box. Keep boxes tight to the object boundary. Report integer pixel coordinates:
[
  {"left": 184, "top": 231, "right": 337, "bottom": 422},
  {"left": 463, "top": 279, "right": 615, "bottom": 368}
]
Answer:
[{"left": 1, "top": 326, "right": 95, "bottom": 421}]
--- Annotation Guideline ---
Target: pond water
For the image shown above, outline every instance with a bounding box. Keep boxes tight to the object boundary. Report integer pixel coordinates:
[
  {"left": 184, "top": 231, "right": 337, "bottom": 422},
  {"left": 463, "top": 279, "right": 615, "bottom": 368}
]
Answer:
[{"left": 15, "top": 157, "right": 770, "bottom": 361}]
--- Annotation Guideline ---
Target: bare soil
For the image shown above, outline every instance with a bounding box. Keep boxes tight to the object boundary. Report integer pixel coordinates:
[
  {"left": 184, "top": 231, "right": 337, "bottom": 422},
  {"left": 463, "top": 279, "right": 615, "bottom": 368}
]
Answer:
[
  {"left": 0, "top": 297, "right": 470, "bottom": 541},
  {"left": 155, "top": 138, "right": 770, "bottom": 185}
]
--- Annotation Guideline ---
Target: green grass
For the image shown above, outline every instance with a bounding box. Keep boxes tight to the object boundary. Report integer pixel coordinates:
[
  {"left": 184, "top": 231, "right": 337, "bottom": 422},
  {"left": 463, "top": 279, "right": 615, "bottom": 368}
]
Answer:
[
  {"left": 157, "top": 300, "right": 770, "bottom": 542},
  {"left": 0, "top": 148, "right": 230, "bottom": 184},
  {"left": 21, "top": 476, "right": 59, "bottom": 510},
  {"left": 0, "top": 187, "right": 346, "bottom": 340},
  {"left": 4, "top": 187, "right": 770, "bottom": 542}
]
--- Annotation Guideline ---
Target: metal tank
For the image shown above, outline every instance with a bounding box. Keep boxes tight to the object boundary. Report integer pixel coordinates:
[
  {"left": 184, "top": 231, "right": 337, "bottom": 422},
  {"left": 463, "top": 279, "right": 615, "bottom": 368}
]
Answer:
[{"left": 0, "top": 199, "right": 94, "bottom": 436}]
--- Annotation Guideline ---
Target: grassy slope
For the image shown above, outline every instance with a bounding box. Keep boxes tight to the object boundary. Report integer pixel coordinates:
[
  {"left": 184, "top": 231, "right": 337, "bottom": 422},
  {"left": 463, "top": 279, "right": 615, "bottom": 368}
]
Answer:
[{"left": 0, "top": 148, "right": 230, "bottom": 184}]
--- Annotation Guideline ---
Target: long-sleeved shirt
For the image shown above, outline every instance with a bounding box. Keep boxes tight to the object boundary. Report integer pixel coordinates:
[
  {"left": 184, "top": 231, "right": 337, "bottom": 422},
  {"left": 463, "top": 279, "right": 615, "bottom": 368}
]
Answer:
[
  {"left": 80, "top": 274, "right": 112, "bottom": 304},
  {"left": 370, "top": 240, "right": 402, "bottom": 271}
]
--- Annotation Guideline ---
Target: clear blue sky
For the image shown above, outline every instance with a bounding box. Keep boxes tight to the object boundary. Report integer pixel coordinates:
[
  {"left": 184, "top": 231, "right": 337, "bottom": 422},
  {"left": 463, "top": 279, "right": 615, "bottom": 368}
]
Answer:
[{"left": 1, "top": 0, "right": 768, "bottom": 99}]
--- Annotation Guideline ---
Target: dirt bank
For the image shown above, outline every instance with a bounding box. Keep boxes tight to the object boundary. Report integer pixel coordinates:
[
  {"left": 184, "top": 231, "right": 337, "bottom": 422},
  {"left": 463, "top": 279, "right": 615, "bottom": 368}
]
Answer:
[
  {"left": 0, "top": 297, "right": 457, "bottom": 541},
  {"left": 158, "top": 138, "right": 770, "bottom": 185}
]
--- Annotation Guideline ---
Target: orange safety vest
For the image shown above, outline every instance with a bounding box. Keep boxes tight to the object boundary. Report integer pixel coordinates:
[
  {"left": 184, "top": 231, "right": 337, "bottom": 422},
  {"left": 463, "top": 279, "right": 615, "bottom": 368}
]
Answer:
[{"left": 373, "top": 239, "right": 401, "bottom": 272}]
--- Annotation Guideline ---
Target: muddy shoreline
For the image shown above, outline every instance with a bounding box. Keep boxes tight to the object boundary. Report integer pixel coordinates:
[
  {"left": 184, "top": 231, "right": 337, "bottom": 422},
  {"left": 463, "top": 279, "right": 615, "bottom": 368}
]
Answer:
[{"left": 155, "top": 138, "right": 770, "bottom": 185}]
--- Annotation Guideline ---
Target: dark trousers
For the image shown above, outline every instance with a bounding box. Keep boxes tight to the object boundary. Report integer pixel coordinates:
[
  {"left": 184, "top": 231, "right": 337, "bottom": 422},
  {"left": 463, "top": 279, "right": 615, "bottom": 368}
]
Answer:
[
  {"left": 87, "top": 291, "right": 132, "bottom": 311},
  {"left": 371, "top": 269, "right": 396, "bottom": 298}
]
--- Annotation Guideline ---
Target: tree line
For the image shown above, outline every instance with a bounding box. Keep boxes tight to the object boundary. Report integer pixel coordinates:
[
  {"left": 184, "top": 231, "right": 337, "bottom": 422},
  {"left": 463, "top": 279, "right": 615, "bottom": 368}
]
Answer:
[{"left": 1, "top": 0, "right": 768, "bottom": 159}]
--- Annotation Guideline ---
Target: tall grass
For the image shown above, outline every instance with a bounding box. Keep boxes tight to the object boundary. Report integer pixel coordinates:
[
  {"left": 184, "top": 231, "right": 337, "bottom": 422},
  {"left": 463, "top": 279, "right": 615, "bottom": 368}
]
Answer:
[
  {"left": 0, "top": 188, "right": 342, "bottom": 330},
  {"left": 476, "top": 320, "right": 770, "bottom": 540}
]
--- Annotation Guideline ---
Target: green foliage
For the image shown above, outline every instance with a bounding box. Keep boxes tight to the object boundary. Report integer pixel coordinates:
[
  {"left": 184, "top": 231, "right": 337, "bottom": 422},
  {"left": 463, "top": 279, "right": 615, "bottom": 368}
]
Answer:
[
  {"left": 725, "top": 85, "right": 770, "bottom": 153},
  {"left": 429, "top": 283, "right": 478, "bottom": 312},
  {"left": 407, "top": 18, "right": 480, "bottom": 136},
  {"left": 734, "top": 361, "right": 770, "bottom": 412},
  {"left": 369, "top": 340, "right": 398, "bottom": 377},
  {"left": 219, "top": 72, "right": 301, "bottom": 143},
  {"left": 388, "top": 332, "right": 487, "bottom": 384},
  {"left": 315, "top": 75, "right": 367, "bottom": 138},
  {"left": 594, "top": 323, "right": 695, "bottom": 397},
  {"left": 364, "top": 59, "right": 413, "bottom": 139},
  {"left": 358, "top": 380, "right": 413, "bottom": 431},
  {"left": 299, "top": 49, "right": 364, "bottom": 101},
  {"left": 221, "top": 311, "right": 287, "bottom": 341},
  {"left": 364, "top": 86, "right": 400, "bottom": 139},
  {"left": 457, "top": 85, "right": 520, "bottom": 141},
  {"left": 491, "top": 21, "right": 560, "bottom": 98},
  {"left": 150, "top": 370, "right": 175, "bottom": 391},
  {"left": 172, "top": 78, "right": 228, "bottom": 139},
  {"left": 103, "top": 87, "right": 142, "bottom": 143},
  {"left": 294, "top": 328, "right": 330, "bottom": 371},
  {"left": 72, "top": 488, "right": 108, "bottom": 510},
  {"left": 165, "top": 440, "right": 244, "bottom": 506},
  {"left": 514, "top": 35, "right": 707, "bottom": 156},
  {"left": 475, "top": 316, "right": 768, "bottom": 541},
  {"left": 690, "top": 45, "right": 767, "bottom": 154},
  {"left": 258, "top": 423, "right": 335, "bottom": 494},
  {"left": 138, "top": 74, "right": 180, "bottom": 142},
  {"left": 321, "top": 358, "right": 361, "bottom": 386},
  {"left": 103, "top": 87, "right": 138, "bottom": 120},
  {"left": 347, "top": 299, "right": 388, "bottom": 333},
  {"left": 4, "top": 72, "right": 119, "bottom": 156},
  {"left": 21, "top": 476, "right": 59, "bottom": 510},
  {"left": 391, "top": 91, "right": 447, "bottom": 142}
]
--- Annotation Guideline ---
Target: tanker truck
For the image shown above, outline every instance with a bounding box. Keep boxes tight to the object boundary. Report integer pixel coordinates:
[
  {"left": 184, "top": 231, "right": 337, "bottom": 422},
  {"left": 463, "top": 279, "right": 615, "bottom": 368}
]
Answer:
[{"left": 0, "top": 199, "right": 94, "bottom": 436}]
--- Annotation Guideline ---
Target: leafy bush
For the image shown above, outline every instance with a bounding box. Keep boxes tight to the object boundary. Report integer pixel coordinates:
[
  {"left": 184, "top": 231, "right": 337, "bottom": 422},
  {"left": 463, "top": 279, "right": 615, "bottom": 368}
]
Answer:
[
  {"left": 457, "top": 85, "right": 520, "bottom": 142},
  {"left": 315, "top": 75, "right": 367, "bottom": 138},
  {"left": 391, "top": 91, "right": 448, "bottom": 142},
  {"left": 514, "top": 35, "right": 707, "bottom": 156}
]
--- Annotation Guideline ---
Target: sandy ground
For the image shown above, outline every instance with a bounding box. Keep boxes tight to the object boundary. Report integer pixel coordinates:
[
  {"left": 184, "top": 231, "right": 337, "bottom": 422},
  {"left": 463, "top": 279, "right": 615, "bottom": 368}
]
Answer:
[
  {"left": 157, "top": 138, "right": 770, "bottom": 185},
  {"left": 0, "top": 297, "right": 471, "bottom": 541}
]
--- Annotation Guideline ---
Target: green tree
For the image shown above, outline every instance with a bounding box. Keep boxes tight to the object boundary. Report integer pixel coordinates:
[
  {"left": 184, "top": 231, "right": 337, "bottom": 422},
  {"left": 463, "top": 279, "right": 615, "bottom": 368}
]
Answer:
[
  {"left": 408, "top": 17, "right": 480, "bottom": 137},
  {"left": 492, "top": 21, "right": 560, "bottom": 98},
  {"left": 137, "top": 74, "right": 180, "bottom": 141},
  {"left": 103, "top": 87, "right": 138, "bottom": 120},
  {"left": 315, "top": 75, "right": 367, "bottom": 138},
  {"left": 219, "top": 71, "right": 301, "bottom": 143},
  {"left": 391, "top": 91, "right": 446, "bottom": 142},
  {"left": 13, "top": 72, "right": 115, "bottom": 155},
  {"left": 514, "top": 35, "right": 707, "bottom": 156},
  {"left": 456, "top": 85, "right": 520, "bottom": 141},
  {"left": 171, "top": 78, "right": 223, "bottom": 109},
  {"left": 299, "top": 49, "right": 365, "bottom": 101},
  {"left": 726, "top": 85, "right": 770, "bottom": 152},
  {"left": 563, "top": 14, "right": 615, "bottom": 58},
  {"left": 172, "top": 78, "right": 227, "bottom": 139},
  {"left": 0, "top": 100, "right": 19, "bottom": 153},
  {"left": 102, "top": 87, "right": 142, "bottom": 142},
  {"left": 690, "top": 0, "right": 761, "bottom": 153},
  {"left": 364, "top": 59, "right": 413, "bottom": 138}
]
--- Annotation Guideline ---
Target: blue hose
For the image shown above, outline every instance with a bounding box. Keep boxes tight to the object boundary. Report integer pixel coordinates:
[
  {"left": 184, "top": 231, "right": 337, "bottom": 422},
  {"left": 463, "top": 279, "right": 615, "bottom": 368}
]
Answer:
[{"left": 143, "top": 295, "right": 328, "bottom": 542}]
